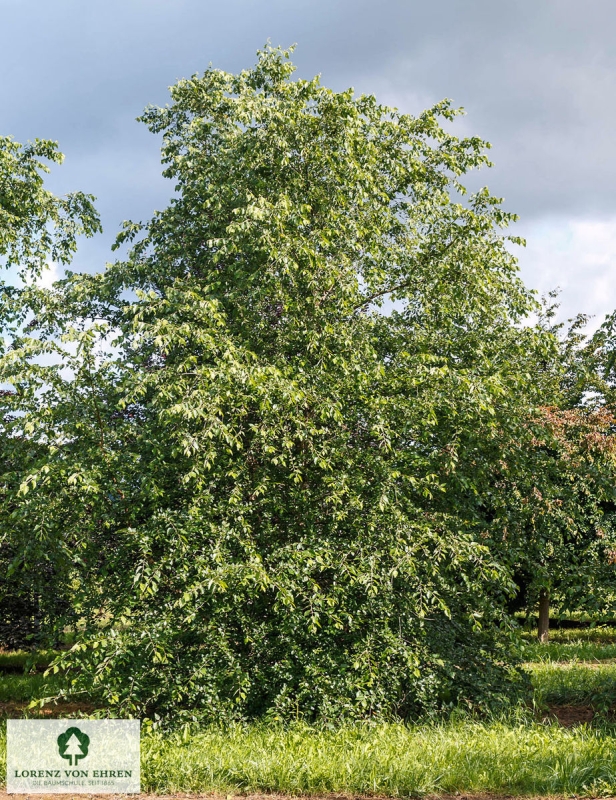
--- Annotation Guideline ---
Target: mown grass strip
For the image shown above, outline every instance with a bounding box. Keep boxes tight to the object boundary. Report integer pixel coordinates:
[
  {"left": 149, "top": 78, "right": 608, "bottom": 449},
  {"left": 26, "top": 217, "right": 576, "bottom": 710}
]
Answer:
[
  {"left": 523, "top": 627, "right": 616, "bottom": 643},
  {"left": 0, "top": 650, "right": 56, "bottom": 672},
  {"left": 529, "top": 662, "right": 616, "bottom": 710},
  {"left": 522, "top": 640, "right": 616, "bottom": 663}
]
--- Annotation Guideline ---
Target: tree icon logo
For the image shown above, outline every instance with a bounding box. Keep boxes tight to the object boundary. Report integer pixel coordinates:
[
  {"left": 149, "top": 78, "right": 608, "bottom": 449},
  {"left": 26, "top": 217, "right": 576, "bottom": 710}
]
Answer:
[{"left": 57, "top": 726, "right": 90, "bottom": 766}]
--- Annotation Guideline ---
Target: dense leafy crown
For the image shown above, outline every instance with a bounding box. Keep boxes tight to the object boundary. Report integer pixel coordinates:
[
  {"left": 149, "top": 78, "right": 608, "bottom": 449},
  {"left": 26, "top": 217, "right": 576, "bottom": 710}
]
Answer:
[{"left": 1, "top": 47, "right": 616, "bottom": 723}]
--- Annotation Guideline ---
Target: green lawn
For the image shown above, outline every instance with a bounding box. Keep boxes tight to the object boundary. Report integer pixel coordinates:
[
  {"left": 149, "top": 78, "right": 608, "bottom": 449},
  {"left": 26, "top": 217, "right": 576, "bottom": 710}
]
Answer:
[
  {"left": 0, "top": 672, "right": 52, "bottom": 703},
  {"left": 529, "top": 661, "right": 616, "bottom": 711},
  {"left": 0, "top": 649, "right": 55, "bottom": 672},
  {"left": 521, "top": 639, "right": 616, "bottom": 662}
]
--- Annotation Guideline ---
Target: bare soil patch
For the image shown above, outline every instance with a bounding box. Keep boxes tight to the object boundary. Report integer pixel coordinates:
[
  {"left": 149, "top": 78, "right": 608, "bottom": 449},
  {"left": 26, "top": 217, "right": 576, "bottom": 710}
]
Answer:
[
  {"left": 543, "top": 704, "right": 594, "bottom": 726},
  {"left": 0, "top": 701, "right": 95, "bottom": 718},
  {"left": 1, "top": 701, "right": 600, "bottom": 726}
]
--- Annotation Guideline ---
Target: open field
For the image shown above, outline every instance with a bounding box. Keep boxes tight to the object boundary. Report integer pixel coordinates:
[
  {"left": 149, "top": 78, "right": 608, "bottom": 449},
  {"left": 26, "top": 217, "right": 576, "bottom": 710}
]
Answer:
[{"left": 4, "top": 627, "right": 616, "bottom": 797}]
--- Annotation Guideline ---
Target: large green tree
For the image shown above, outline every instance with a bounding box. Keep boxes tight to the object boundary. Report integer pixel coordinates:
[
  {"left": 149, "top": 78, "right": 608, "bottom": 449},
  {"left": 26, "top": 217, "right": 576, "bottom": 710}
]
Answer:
[{"left": 4, "top": 47, "right": 608, "bottom": 720}]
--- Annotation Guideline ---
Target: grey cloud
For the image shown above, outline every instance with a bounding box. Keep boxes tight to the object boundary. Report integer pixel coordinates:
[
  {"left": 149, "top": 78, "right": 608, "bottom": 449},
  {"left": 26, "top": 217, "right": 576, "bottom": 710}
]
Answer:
[
  {"left": 2, "top": 0, "right": 616, "bottom": 269},
  {"left": 346, "top": 0, "right": 616, "bottom": 222}
]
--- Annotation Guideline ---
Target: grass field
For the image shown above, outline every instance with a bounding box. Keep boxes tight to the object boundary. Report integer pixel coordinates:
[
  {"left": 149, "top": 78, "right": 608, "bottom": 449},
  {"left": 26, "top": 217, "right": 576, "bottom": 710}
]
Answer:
[
  {"left": 2, "top": 714, "right": 616, "bottom": 796},
  {"left": 3, "top": 627, "right": 616, "bottom": 796}
]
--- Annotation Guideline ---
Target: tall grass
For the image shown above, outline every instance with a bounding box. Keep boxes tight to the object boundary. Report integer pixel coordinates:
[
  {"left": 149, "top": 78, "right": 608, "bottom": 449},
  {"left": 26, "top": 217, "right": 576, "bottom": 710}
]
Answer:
[
  {"left": 2, "top": 707, "right": 614, "bottom": 796},
  {"left": 139, "top": 719, "right": 616, "bottom": 796}
]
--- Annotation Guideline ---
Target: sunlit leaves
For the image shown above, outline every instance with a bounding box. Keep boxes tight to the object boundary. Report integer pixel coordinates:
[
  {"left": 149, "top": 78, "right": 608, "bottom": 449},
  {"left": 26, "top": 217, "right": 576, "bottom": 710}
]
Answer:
[{"left": 0, "top": 46, "right": 580, "bottom": 721}]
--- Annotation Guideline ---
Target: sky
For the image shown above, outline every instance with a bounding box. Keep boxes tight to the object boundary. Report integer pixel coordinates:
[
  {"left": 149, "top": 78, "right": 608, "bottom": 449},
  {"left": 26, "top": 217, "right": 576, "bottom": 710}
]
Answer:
[{"left": 2, "top": 0, "right": 615, "bottom": 327}]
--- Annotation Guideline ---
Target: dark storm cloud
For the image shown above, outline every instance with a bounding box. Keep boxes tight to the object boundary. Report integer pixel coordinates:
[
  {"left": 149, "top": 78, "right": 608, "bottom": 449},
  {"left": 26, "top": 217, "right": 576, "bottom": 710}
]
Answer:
[{"left": 1, "top": 0, "right": 615, "bottom": 268}]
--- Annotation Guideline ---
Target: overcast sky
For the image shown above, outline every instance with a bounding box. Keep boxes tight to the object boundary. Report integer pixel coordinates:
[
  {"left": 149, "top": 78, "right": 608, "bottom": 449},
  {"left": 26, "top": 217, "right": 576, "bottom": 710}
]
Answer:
[{"left": 2, "top": 0, "right": 615, "bottom": 326}]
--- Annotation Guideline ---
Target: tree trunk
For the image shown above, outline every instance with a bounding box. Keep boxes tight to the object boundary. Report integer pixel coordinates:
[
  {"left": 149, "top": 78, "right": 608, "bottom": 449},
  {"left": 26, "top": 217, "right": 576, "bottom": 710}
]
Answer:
[{"left": 538, "top": 589, "right": 550, "bottom": 643}]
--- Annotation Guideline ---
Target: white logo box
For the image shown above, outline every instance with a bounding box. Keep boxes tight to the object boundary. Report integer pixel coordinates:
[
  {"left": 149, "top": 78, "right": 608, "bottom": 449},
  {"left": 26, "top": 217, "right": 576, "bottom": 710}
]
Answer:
[{"left": 7, "top": 719, "right": 140, "bottom": 794}]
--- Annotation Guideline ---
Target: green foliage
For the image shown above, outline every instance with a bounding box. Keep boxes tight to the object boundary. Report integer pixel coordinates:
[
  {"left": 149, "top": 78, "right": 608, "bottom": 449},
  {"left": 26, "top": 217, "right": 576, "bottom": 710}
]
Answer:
[
  {"left": 0, "top": 136, "right": 100, "bottom": 650},
  {"left": 2, "top": 45, "right": 616, "bottom": 723},
  {"left": 491, "top": 404, "right": 616, "bottom": 617},
  {"left": 0, "top": 46, "right": 544, "bottom": 722},
  {"left": 515, "top": 307, "right": 616, "bottom": 615},
  {"left": 0, "top": 136, "right": 100, "bottom": 278}
]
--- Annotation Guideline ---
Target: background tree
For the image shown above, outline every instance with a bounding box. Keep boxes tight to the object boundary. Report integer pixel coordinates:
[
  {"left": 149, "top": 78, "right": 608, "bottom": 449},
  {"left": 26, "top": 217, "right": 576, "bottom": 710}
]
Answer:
[
  {"left": 0, "top": 136, "right": 100, "bottom": 649},
  {"left": 468, "top": 302, "right": 616, "bottom": 642}
]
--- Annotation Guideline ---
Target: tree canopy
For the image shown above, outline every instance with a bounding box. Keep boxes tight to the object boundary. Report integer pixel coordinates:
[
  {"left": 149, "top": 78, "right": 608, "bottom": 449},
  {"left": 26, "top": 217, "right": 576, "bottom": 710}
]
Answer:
[{"left": 1, "top": 46, "right": 616, "bottom": 723}]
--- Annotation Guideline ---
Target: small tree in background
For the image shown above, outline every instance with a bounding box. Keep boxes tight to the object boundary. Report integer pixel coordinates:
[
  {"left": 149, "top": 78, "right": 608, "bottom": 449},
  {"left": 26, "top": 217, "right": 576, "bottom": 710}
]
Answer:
[
  {"left": 435, "top": 299, "right": 616, "bottom": 643},
  {"left": 0, "top": 136, "right": 100, "bottom": 649}
]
